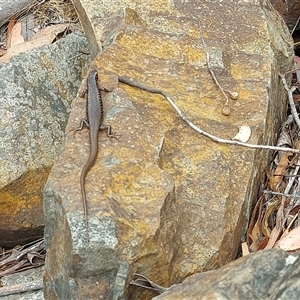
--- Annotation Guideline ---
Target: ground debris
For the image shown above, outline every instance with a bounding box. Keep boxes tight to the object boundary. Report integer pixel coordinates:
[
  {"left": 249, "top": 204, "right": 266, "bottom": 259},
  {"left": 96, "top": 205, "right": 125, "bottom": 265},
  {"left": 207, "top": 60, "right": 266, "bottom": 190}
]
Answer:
[
  {"left": 0, "top": 238, "right": 45, "bottom": 279},
  {"left": 246, "top": 108, "right": 300, "bottom": 253}
]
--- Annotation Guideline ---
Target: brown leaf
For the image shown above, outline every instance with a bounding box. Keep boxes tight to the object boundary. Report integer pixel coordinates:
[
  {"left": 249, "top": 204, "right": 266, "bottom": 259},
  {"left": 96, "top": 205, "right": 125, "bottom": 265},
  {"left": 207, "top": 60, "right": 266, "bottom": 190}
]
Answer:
[
  {"left": 0, "top": 24, "right": 67, "bottom": 63},
  {"left": 10, "top": 22, "right": 24, "bottom": 47},
  {"left": 269, "top": 152, "right": 292, "bottom": 191},
  {"left": 293, "top": 94, "right": 300, "bottom": 102},
  {"left": 264, "top": 225, "right": 281, "bottom": 249},
  {"left": 249, "top": 237, "right": 262, "bottom": 252},
  {"left": 249, "top": 221, "right": 261, "bottom": 244},
  {"left": 246, "top": 195, "right": 263, "bottom": 245},
  {"left": 273, "top": 225, "right": 300, "bottom": 251},
  {"left": 256, "top": 237, "right": 269, "bottom": 250},
  {"left": 264, "top": 206, "right": 284, "bottom": 249},
  {"left": 6, "top": 18, "right": 16, "bottom": 48},
  {"left": 290, "top": 205, "right": 300, "bottom": 215}
]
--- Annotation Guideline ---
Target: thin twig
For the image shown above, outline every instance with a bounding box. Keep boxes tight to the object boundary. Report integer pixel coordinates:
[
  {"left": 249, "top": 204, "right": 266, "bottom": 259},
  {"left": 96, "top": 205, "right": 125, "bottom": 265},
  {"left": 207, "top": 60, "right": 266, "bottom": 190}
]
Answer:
[
  {"left": 0, "top": 239, "right": 44, "bottom": 267},
  {"left": 282, "top": 156, "right": 300, "bottom": 227},
  {"left": 279, "top": 73, "right": 300, "bottom": 129},
  {"left": 201, "top": 37, "right": 231, "bottom": 108},
  {"left": 263, "top": 190, "right": 300, "bottom": 199},
  {"left": 283, "top": 66, "right": 300, "bottom": 75},
  {"left": 291, "top": 16, "right": 300, "bottom": 35},
  {"left": 0, "top": 279, "right": 43, "bottom": 296},
  {"left": 119, "top": 76, "right": 300, "bottom": 154}
]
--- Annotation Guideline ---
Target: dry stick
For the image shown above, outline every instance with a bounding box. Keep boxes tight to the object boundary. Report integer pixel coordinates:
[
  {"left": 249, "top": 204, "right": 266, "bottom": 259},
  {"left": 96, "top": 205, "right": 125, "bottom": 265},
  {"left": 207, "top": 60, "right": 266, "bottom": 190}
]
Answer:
[
  {"left": 283, "top": 66, "right": 300, "bottom": 75},
  {"left": 201, "top": 37, "right": 231, "bottom": 108},
  {"left": 264, "top": 190, "right": 300, "bottom": 200},
  {"left": 0, "top": 280, "right": 43, "bottom": 297},
  {"left": 279, "top": 73, "right": 300, "bottom": 129},
  {"left": 119, "top": 76, "right": 300, "bottom": 154},
  {"left": 265, "top": 156, "right": 300, "bottom": 249},
  {"left": 0, "top": 239, "right": 44, "bottom": 267},
  {"left": 282, "top": 157, "right": 300, "bottom": 228},
  {"left": 0, "top": 259, "right": 27, "bottom": 277},
  {"left": 291, "top": 16, "right": 300, "bottom": 35},
  {"left": 280, "top": 164, "right": 299, "bottom": 229}
]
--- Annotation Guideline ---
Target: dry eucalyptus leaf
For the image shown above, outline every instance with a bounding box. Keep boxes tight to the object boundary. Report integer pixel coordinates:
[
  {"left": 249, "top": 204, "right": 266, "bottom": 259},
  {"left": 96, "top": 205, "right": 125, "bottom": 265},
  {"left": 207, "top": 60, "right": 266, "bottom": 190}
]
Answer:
[
  {"left": 10, "top": 22, "right": 24, "bottom": 46},
  {"left": 273, "top": 225, "right": 300, "bottom": 251},
  {"left": 0, "top": 24, "right": 67, "bottom": 63},
  {"left": 233, "top": 125, "right": 251, "bottom": 143}
]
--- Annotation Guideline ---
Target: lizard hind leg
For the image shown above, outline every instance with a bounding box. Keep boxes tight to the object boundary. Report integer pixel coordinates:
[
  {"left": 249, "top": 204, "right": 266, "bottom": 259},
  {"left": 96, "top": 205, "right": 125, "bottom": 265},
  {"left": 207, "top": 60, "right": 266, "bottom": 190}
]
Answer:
[
  {"left": 73, "top": 119, "right": 90, "bottom": 138},
  {"left": 100, "top": 124, "right": 120, "bottom": 141}
]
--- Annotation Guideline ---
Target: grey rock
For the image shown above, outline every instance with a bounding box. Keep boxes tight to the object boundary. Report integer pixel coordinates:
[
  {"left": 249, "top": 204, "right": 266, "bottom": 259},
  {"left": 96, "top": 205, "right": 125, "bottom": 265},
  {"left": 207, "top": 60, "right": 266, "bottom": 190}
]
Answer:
[
  {"left": 0, "top": 32, "right": 89, "bottom": 188},
  {"left": 0, "top": 267, "right": 44, "bottom": 300},
  {"left": 0, "top": 32, "right": 90, "bottom": 247},
  {"left": 0, "top": 0, "right": 34, "bottom": 24},
  {"left": 153, "top": 249, "right": 300, "bottom": 300}
]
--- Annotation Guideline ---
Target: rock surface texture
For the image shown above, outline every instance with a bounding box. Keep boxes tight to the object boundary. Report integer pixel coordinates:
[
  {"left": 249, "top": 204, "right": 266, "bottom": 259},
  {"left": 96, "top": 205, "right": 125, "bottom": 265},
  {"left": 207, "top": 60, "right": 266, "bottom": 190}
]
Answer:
[
  {"left": 0, "top": 0, "right": 34, "bottom": 24},
  {"left": 44, "top": 0, "right": 294, "bottom": 299},
  {"left": 0, "top": 33, "right": 89, "bottom": 247},
  {"left": 0, "top": 267, "right": 44, "bottom": 300},
  {"left": 153, "top": 249, "right": 300, "bottom": 300}
]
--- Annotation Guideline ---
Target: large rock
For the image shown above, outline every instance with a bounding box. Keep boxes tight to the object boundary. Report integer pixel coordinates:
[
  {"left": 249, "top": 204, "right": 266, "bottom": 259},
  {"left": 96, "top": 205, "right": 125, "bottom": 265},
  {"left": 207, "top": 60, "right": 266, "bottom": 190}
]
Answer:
[
  {"left": 153, "top": 249, "right": 300, "bottom": 300},
  {"left": 0, "top": 33, "right": 89, "bottom": 247},
  {"left": 0, "top": 0, "right": 34, "bottom": 23},
  {"left": 44, "top": 0, "right": 294, "bottom": 299}
]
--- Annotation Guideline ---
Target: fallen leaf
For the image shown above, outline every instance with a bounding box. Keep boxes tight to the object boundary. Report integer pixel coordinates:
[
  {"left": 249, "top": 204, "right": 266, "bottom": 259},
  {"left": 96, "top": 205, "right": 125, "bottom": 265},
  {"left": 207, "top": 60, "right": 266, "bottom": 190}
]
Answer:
[
  {"left": 247, "top": 195, "right": 263, "bottom": 245},
  {"left": 233, "top": 125, "right": 251, "bottom": 143},
  {"left": 269, "top": 151, "right": 292, "bottom": 191},
  {"left": 249, "top": 221, "right": 261, "bottom": 243},
  {"left": 265, "top": 206, "right": 284, "bottom": 249},
  {"left": 256, "top": 237, "right": 269, "bottom": 250},
  {"left": 273, "top": 225, "right": 300, "bottom": 251},
  {"left": 264, "top": 224, "right": 281, "bottom": 249},
  {"left": 293, "top": 94, "right": 300, "bottom": 102},
  {"left": 0, "top": 24, "right": 67, "bottom": 63},
  {"left": 249, "top": 237, "right": 262, "bottom": 252},
  {"left": 290, "top": 205, "right": 300, "bottom": 215},
  {"left": 6, "top": 18, "right": 16, "bottom": 48},
  {"left": 10, "top": 22, "right": 24, "bottom": 46}
]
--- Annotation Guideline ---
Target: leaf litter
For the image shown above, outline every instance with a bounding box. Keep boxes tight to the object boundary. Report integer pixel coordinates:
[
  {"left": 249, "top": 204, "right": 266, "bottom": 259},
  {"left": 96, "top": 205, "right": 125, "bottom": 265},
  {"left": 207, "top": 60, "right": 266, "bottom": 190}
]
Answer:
[
  {"left": 0, "top": 0, "right": 81, "bottom": 62},
  {"left": 246, "top": 83, "right": 300, "bottom": 253},
  {"left": 0, "top": 239, "right": 45, "bottom": 280}
]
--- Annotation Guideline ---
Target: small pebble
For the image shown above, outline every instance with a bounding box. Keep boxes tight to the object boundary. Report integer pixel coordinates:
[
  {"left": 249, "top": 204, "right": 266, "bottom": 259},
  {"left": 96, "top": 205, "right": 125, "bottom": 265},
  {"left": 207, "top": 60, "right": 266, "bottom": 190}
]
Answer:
[
  {"left": 222, "top": 105, "right": 231, "bottom": 116},
  {"left": 229, "top": 91, "right": 239, "bottom": 100}
]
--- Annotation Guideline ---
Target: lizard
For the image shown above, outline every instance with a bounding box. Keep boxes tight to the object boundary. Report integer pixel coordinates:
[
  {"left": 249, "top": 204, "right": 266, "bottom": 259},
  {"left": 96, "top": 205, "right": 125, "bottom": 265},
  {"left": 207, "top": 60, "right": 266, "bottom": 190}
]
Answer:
[{"left": 75, "top": 70, "right": 119, "bottom": 242}]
